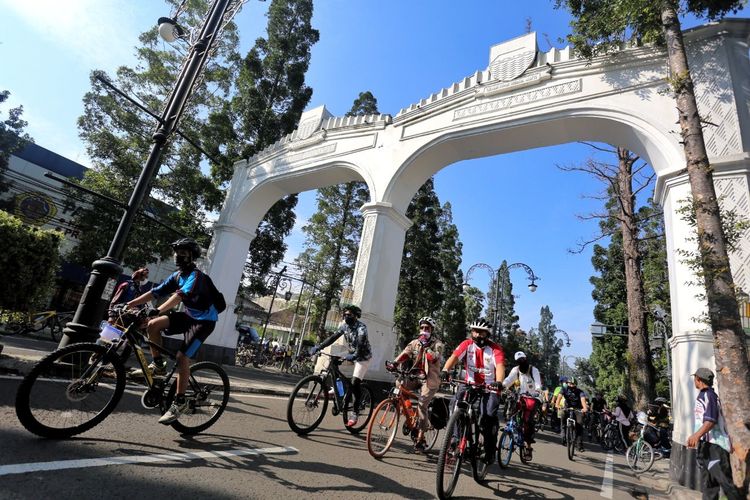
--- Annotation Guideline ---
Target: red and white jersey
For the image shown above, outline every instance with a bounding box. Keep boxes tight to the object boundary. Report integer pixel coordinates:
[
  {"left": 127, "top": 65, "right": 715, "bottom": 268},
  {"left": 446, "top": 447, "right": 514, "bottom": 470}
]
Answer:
[{"left": 452, "top": 339, "right": 505, "bottom": 385}]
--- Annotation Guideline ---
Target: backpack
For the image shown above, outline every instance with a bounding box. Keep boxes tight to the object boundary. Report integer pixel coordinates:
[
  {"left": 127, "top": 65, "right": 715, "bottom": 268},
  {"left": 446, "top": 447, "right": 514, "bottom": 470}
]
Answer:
[{"left": 202, "top": 272, "right": 226, "bottom": 314}]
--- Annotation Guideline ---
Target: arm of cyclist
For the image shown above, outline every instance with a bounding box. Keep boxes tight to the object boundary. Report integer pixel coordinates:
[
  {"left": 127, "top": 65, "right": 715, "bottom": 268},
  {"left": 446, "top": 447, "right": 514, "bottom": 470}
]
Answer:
[
  {"left": 502, "top": 366, "right": 519, "bottom": 390},
  {"left": 580, "top": 394, "right": 589, "bottom": 413},
  {"left": 311, "top": 328, "right": 344, "bottom": 354}
]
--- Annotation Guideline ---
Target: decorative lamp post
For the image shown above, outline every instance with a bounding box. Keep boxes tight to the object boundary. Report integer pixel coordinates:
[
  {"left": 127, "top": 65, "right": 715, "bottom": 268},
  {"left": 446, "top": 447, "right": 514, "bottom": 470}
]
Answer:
[
  {"left": 259, "top": 266, "right": 291, "bottom": 344},
  {"left": 463, "top": 261, "right": 540, "bottom": 340}
]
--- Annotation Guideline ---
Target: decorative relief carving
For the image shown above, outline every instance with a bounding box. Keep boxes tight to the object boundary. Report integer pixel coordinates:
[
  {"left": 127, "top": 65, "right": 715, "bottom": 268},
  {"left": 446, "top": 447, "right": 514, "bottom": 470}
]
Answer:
[
  {"left": 351, "top": 214, "right": 377, "bottom": 298},
  {"left": 716, "top": 176, "right": 750, "bottom": 292},
  {"left": 490, "top": 50, "right": 536, "bottom": 82},
  {"left": 295, "top": 117, "right": 319, "bottom": 140},
  {"left": 477, "top": 69, "right": 552, "bottom": 97},
  {"left": 454, "top": 79, "right": 582, "bottom": 121},
  {"left": 287, "top": 143, "right": 336, "bottom": 163}
]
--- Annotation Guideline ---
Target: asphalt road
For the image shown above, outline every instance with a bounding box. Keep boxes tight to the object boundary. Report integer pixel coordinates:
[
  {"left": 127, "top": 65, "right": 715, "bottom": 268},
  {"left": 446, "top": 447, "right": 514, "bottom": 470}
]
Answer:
[{"left": 0, "top": 373, "right": 654, "bottom": 500}]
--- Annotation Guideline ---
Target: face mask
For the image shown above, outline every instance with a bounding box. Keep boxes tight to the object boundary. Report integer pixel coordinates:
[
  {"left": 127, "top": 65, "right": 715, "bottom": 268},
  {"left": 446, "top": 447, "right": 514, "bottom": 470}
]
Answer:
[
  {"left": 418, "top": 332, "right": 431, "bottom": 345},
  {"left": 562, "top": 383, "right": 568, "bottom": 389},
  {"left": 344, "top": 316, "right": 356, "bottom": 326},
  {"left": 473, "top": 336, "right": 487, "bottom": 348},
  {"left": 519, "top": 361, "right": 529, "bottom": 372},
  {"left": 139, "top": 278, "right": 149, "bottom": 286},
  {"left": 174, "top": 254, "right": 191, "bottom": 268}
]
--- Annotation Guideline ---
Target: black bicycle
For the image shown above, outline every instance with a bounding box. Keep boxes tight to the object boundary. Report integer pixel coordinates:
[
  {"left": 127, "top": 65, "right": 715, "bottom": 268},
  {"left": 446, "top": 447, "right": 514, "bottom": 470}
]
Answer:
[
  {"left": 286, "top": 352, "right": 373, "bottom": 435},
  {"left": 563, "top": 408, "right": 584, "bottom": 460},
  {"left": 15, "top": 307, "right": 230, "bottom": 438},
  {"left": 435, "top": 381, "right": 496, "bottom": 499}
]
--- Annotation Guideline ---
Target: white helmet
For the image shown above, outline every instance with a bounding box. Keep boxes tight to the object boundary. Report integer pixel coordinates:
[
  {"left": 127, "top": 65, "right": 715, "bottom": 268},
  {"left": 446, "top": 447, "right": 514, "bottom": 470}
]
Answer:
[
  {"left": 468, "top": 318, "right": 492, "bottom": 332},
  {"left": 419, "top": 316, "right": 437, "bottom": 329},
  {"left": 514, "top": 351, "right": 527, "bottom": 361}
]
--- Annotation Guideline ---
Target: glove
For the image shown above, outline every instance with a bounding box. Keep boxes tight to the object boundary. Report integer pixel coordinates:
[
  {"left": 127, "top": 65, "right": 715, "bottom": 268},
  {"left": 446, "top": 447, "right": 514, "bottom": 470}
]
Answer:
[
  {"left": 490, "top": 381, "right": 502, "bottom": 391},
  {"left": 309, "top": 345, "right": 320, "bottom": 356},
  {"left": 385, "top": 361, "right": 397, "bottom": 372},
  {"left": 344, "top": 354, "right": 356, "bottom": 362},
  {"left": 440, "top": 370, "right": 451, "bottom": 382},
  {"left": 147, "top": 308, "right": 160, "bottom": 318}
]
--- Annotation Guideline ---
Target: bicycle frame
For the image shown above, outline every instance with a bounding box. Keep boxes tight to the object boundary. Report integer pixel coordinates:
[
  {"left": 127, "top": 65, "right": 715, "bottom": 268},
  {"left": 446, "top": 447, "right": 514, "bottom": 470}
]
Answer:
[{"left": 318, "top": 353, "right": 355, "bottom": 414}]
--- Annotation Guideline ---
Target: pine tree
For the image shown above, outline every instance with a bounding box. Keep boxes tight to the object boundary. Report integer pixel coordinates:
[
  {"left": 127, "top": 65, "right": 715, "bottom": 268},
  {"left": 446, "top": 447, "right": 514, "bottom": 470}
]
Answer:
[
  {"left": 436, "top": 202, "right": 466, "bottom": 351},
  {"left": 536, "top": 306, "right": 563, "bottom": 387}
]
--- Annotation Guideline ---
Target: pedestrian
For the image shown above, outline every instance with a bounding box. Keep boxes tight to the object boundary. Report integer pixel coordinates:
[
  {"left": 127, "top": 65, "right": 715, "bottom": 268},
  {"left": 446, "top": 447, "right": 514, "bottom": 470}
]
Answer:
[
  {"left": 110, "top": 267, "right": 150, "bottom": 312},
  {"left": 686, "top": 367, "right": 741, "bottom": 500}
]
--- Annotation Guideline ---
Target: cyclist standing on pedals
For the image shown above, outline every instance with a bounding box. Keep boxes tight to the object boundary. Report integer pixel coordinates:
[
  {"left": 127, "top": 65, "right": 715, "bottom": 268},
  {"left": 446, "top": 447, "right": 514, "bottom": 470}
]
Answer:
[
  {"left": 127, "top": 238, "right": 219, "bottom": 425},
  {"left": 385, "top": 316, "right": 445, "bottom": 452},
  {"left": 440, "top": 319, "right": 505, "bottom": 465},
  {"left": 502, "top": 351, "right": 542, "bottom": 459},
  {"left": 309, "top": 304, "right": 372, "bottom": 427},
  {"left": 559, "top": 376, "right": 589, "bottom": 452}
]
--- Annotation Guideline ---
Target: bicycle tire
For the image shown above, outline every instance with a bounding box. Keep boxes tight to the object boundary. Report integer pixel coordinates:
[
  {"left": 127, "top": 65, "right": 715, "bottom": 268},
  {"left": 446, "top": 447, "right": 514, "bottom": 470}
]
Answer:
[
  {"left": 566, "top": 424, "right": 576, "bottom": 461},
  {"left": 167, "top": 362, "right": 230, "bottom": 435},
  {"left": 366, "top": 398, "right": 400, "bottom": 458},
  {"left": 602, "top": 427, "right": 614, "bottom": 450},
  {"left": 3, "top": 321, "right": 24, "bottom": 335},
  {"left": 471, "top": 425, "right": 489, "bottom": 483},
  {"left": 626, "top": 440, "right": 655, "bottom": 472},
  {"left": 343, "top": 383, "right": 373, "bottom": 434},
  {"left": 286, "top": 375, "right": 329, "bottom": 435},
  {"left": 436, "top": 408, "right": 467, "bottom": 499},
  {"left": 15, "top": 342, "right": 126, "bottom": 438},
  {"left": 498, "top": 429, "right": 514, "bottom": 469},
  {"left": 424, "top": 424, "right": 440, "bottom": 451}
]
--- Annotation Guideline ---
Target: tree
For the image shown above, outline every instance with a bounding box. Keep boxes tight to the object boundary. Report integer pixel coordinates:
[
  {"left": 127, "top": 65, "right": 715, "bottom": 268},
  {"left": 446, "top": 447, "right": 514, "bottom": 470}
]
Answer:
[
  {"left": 536, "top": 305, "right": 564, "bottom": 387},
  {"left": 436, "top": 202, "right": 466, "bottom": 351},
  {"left": 70, "top": 0, "right": 236, "bottom": 269},
  {"left": 556, "top": 0, "right": 750, "bottom": 488},
  {"left": 295, "top": 91, "right": 375, "bottom": 329},
  {"left": 207, "top": 0, "right": 320, "bottom": 296},
  {"left": 0, "top": 90, "right": 33, "bottom": 210},
  {"left": 463, "top": 286, "right": 484, "bottom": 324}
]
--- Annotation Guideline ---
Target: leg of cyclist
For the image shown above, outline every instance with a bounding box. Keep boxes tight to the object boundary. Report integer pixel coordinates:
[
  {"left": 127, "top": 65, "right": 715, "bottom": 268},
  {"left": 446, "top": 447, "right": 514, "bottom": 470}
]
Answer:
[
  {"left": 576, "top": 411, "right": 585, "bottom": 451},
  {"left": 480, "top": 391, "right": 500, "bottom": 464},
  {"left": 521, "top": 396, "right": 539, "bottom": 450},
  {"left": 415, "top": 383, "right": 438, "bottom": 450},
  {"left": 346, "top": 359, "right": 370, "bottom": 426}
]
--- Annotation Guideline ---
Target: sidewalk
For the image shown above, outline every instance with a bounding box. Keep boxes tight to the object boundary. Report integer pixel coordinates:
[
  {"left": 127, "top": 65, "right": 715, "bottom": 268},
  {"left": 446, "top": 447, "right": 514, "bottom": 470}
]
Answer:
[{"left": 624, "top": 449, "right": 700, "bottom": 500}]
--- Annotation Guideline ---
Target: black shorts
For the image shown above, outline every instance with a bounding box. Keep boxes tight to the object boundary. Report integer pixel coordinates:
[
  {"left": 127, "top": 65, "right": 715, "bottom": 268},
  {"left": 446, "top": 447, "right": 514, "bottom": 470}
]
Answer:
[{"left": 164, "top": 311, "right": 215, "bottom": 358}]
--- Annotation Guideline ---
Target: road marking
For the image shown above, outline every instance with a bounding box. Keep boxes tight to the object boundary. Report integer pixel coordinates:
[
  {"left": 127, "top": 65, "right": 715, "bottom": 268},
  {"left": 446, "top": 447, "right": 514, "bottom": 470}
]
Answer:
[
  {"left": 231, "top": 393, "right": 287, "bottom": 400},
  {"left": 0, "top": 446, "right": 298, "bottom": 477},
  {"left": 600, "top": 450, "right": 614, "bottom": 498}
]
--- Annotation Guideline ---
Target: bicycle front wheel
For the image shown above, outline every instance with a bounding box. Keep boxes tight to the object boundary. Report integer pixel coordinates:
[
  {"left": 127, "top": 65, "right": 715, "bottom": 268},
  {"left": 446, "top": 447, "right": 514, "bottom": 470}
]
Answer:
[
  {"left": 626, "top": 440, "right": 655, "bottom": 472},
  {"left": 566, "top": 425, "right": 576, "bottom": 461},
  {"left": 343, "top": 384, "right": 373, "bottom": 434},
  {"left": 424, "top": 424, "right": 440, "bottom": 451},
  {"left": 15, "top": 343, "right": 125, "bottom": 438},
  {"left": 497, "top": 429, "right": 514, "bottom": 469},
  {"left": 287, "top": 375, "right": 329, "bottom": 435},
  {"left": 168, "top": 362, "right": 230, "bottom": 435},
  {"left": 366, "top": 398, "right": 400, "bottom": 458},
  {"left": 436, "top": 408, "right": 468, "bottom": 499},
  {"left": 471, "top": 425, "right": 489, "bottom": 483}
]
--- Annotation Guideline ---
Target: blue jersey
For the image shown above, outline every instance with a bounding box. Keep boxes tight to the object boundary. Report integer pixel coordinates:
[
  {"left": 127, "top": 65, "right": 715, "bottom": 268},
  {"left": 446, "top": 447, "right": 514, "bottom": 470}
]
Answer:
[{"left": 151, "top": 267, "right": 218, "bottom": 322}]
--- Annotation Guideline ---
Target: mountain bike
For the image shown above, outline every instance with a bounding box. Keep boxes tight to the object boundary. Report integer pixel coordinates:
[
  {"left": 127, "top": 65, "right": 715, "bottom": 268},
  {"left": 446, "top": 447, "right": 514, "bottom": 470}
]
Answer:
[
  {"left": 588, "top": 410, "right": 606, "bottom": 443},
  {"left": 498, "top": 394, "right": 538, "bottom": 467},
  {"left": 289, "top": 353, "right": 314, "bottom": 375},
  {"left": 15, "top": 307, "right": 230, "bottom": 438},
  {"left": 626, "top": 412, "right": 661, "bottom": 472},
  {"left": 1, "top": 309, "right": 74, "bottom": 342},
  {"left": 435, "top": 380, "right": 497, "bottom": 499},
  {"left": 563, "top": 408, "right": 584, "bottom": 460},
  {"left": 601, "top": 411, "right": 628, "bottom": 453},
  {"left": 286, "top": 352, "right": 373, "bottom": 435},
  {"left": 366, "top": 366, "right": 442, "bottom": 458}
]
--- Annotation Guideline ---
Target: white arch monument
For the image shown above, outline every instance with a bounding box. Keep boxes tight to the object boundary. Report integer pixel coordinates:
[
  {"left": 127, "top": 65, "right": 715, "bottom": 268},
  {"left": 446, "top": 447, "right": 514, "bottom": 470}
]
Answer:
[{"left": 205, "top": 20, "right": 750, "bottom": 488}]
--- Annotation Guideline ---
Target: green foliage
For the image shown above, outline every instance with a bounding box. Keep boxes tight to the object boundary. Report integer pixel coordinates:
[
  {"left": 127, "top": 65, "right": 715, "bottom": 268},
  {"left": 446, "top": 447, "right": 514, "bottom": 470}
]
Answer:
[
  {"left": 589, "top": 335, "right": 629, "bottom": 404},
  {"left": 462, "top": 286, "right": 484, "bottom": 326},
  {"left": 0, "top": 211, "right": 62, "bottom": 311},
  {"left": 436, "top": 202, "right": 467, "bottom": 351},
  {"left": 0, "top": 90, "right": 33, "bottom": 200},
  {"left": 533, "top": 306, "right": 564, "bottom": 387}
]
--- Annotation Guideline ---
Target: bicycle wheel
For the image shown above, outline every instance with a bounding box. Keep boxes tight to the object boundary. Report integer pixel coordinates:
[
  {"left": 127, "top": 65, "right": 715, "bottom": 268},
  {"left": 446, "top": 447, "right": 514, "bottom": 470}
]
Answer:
[
  {"left": 286, "top": 375, "right": 329, "bottom": 435},
  {"left": 49, "top": 317, "right": 64, "bottom": 342},
  {"left": 167, "top": 362, "right": 230, "bottom": 435},
  {"left": 436, "top": 409, "right": 468, "bottom": 499},
  {"left": 366, "top": 398, "right": 400, "bottom": 458},
  {"left": 602, "top": 427, "right": 614, "bottom": 450},
  {"left": 343, "top": 383, "right": 373, "bottom": 434},
  {"left": 498, "top": 429, "right": 514, "bottom": 469},
  {"left": 15, "top": 342, "right": 126, "bottom": 438},
  {"left": 471, "top": 426, "right": 489, "bottom": 483},
  {"left": 626, "top": 441, "right": 655, "bottom": 472},
  {"left": 424, "top": 424, "right": 440, "bottom": 451},
  {"left": 566, "top": 425, "right": 576, "bottom": 460}
]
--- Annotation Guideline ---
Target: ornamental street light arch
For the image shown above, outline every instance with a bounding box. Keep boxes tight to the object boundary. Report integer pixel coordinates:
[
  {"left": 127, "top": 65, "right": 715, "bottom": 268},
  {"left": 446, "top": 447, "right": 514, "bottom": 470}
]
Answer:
[{"left": 204, "top": 21, "right": 750, "bottom": 487}]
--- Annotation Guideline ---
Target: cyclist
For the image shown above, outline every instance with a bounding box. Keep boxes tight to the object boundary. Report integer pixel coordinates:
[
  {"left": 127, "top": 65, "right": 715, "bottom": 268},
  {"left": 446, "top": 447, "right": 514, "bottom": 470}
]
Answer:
[
  {"left": 647, "top": 396, "right": 672, "bottom": 457},
  {"left": 127, "top": 238, "right": 219, "bottom": 424},
  {"left": 613, "top": 394, "right": 634, "bottom": 448},
  {"left": 502, "top": 351, "right": 542, "bottom": 458},
  {"left": 559, "top": 376, "right": 588, "bottom": 451},
  {"left": 309, "top": 304, "right": 372, "bottom": 427},
  {"left": 441, "top": 318, "right": 505, "bottom": 465},
  {"left": 386, "top": 316, "right": 445, "bottom": 451},
  {"left": 588, "top": 391, "right": 608, "bottom": 439},
  {"left": 550, "top": 376, "right": 568, "bottom": 433}
]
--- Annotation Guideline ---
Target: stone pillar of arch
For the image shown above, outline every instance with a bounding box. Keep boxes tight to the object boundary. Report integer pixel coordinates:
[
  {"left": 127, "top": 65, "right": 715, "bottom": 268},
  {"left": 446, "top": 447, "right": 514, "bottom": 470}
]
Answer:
[{"left": 200, "top": 222, "right": 256, "bottom": 364}]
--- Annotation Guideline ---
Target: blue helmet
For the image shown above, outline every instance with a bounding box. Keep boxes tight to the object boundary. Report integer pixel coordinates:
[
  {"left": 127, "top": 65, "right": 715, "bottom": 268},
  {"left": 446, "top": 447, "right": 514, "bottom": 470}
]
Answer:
[{"left": 559, "top": 376, "right": 569, "bottom": 383}]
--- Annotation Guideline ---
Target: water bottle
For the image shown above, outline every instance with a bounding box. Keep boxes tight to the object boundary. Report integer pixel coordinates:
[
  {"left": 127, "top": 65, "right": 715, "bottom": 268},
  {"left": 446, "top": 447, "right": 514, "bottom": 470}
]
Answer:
[{"left": 335, "top": 378, "right": 345, "bottom": 397}]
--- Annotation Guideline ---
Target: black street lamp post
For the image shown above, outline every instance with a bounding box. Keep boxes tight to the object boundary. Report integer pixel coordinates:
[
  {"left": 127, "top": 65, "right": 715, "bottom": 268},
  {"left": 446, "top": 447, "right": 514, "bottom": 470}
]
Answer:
[
  {"left": 463, "top": 261, "right": 540, "bottom": 340},
  {"left": 259, "top": 266, "right": 290, "bottom": 344},
  {"left": 60, "top": 0, "right": 234, "bottom": 346}
]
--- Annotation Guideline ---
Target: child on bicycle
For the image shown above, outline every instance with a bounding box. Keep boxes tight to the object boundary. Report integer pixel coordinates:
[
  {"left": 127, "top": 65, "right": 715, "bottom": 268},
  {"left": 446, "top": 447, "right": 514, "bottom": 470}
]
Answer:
[
  {"left": 309, "top": 304, "right": 371, "bottom": 427},
  {"left": 385, "top": 316, "right": 444, "bottom": 451},
  {"left": 127, "top": 238, "right": 219, "bottom": 425},
  {"left": 440, "top": 318, "right": 505, "bottom": 465}
]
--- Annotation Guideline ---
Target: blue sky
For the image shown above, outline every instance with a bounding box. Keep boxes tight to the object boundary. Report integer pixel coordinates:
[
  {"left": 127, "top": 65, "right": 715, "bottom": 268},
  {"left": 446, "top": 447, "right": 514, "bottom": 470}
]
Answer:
[{"left": 2, "top": 1, "right": 744, "bottom": 360}]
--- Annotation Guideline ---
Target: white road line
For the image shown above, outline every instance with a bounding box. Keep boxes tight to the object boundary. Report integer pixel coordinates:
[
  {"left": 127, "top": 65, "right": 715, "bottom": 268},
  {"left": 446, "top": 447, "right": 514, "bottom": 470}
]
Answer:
[
  {"left": 600, "top": 450, "right": 614, "bottom": 498},
  {"left": 0, "top": 446, "right": 298, "bottom": 477}
]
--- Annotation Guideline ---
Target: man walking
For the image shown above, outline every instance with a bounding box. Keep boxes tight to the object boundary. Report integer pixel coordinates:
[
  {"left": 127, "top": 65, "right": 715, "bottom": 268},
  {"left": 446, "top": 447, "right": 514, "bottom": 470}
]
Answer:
[{"left": 686, "top": 367, "right": 741, "bottom": 500}]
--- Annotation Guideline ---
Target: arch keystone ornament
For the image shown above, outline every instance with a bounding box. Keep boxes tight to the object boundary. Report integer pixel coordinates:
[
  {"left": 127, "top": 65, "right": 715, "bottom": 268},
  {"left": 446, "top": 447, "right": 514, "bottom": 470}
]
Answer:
[{"left": 205, "top": 23, "right": 750, "bottom": 487}]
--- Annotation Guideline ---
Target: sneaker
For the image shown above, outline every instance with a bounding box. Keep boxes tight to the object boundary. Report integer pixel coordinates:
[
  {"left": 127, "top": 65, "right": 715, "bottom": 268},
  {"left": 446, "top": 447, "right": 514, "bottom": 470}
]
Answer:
[
  {"left": 159, "top": 398, "right": 189, "bottom": 424},
  {"left": 414, "top": 440, "right": 427, "bottom": 453},
  {"left": 131, "top": 361, "right": 167, "bottom": 378},
  {"left": 346, "top": 412, "right": 359, "bottom": 427}
]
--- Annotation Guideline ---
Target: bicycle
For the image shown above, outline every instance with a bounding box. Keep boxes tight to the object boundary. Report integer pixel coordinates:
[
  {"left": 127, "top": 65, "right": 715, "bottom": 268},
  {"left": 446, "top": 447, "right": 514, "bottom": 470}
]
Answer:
[
  {"left": 286, "top": 352, "right": 373, "bottom": 435},
  {"left": 289, "top": 353, "right": 314, "bottom": 375},
  {"left": 435, "top": 380, "right": 497, "bottom": 499},
  {"left": 626, "top": 412, "right": 661, "bottom": 472},
  {"left": 588, "top": 410, "right": 606, "bottom": 443},
  {"left": 1, "top": 309, "right": 74, "bottom": 342},
  {"left": 366, "top": 366, "right": 441, "bottom": 458},
  {"left": 601, "top": 411, "right": 628, "bottom": 453},
  {"left": 563, "top": 408, "right": 584, "bottom": 461},
  {"left": 497, "top": 396, "right": 533, "bottom": 467},
  {"left": 15, "top": 307, "right": 230, "bottom": 438}
]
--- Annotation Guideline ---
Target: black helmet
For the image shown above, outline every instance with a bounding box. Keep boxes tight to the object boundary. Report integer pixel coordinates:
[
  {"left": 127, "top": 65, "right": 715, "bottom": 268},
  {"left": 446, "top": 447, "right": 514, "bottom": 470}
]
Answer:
[
  {"left": 341, "top": 303, "right": 362, "bottom": 318},
  {"left": 171, "top": 238, "right": 201, "bottom": 259}
]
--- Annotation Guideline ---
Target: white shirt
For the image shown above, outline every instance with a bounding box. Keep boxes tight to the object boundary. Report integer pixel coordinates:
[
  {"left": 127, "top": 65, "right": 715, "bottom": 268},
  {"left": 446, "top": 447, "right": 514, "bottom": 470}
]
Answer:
[{"left": 502, "top": 365, "right": 542, "bottom": 395}]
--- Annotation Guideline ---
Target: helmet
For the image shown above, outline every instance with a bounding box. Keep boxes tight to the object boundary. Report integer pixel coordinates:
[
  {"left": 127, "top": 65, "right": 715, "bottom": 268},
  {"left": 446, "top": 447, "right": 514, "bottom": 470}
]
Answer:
[
  {"left": 514, "top": 351, "right": 527, "bottom": 361},
  {"left": 468, "top": 318, "right": 492, "bottom": 332},
  {"left": 171, "top": 238, "right": 201, "bottom": 259},
  {"left": 567, "top": 376, "right": 578, "bottom": 385},
  {"left": 617, "top": 394, "right": 628, "bottom": 402},
  {"left": 654, "top": 396, "right": 668, "bottom": 405},
  {"left": 341, "top": 304, "right": 362, "bottom": 318},
  {"left": 559, "top": 376, "right": 568, "bottom": 383},
  {"left": 419, "top": 317, "right": 436, "bottom": 329}
]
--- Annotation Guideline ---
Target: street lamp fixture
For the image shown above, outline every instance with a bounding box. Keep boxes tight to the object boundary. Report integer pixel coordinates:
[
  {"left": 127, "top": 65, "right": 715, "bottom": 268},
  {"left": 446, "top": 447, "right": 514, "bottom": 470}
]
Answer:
[{"left": 157, "top": 17, "right": 186, "bottom": 42}]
